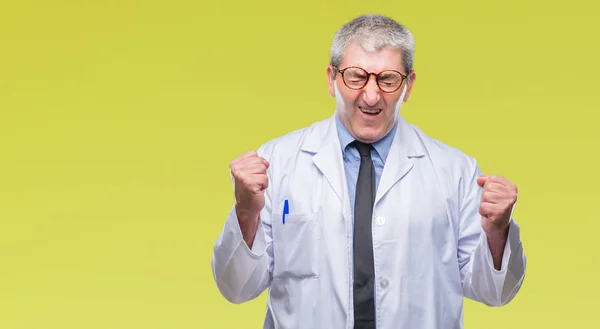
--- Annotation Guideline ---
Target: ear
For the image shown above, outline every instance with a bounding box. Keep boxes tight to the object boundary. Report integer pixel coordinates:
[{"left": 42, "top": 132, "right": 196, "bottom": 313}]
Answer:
[
  {"left": 403, "top": 70, "right": 417, "bottom": 102},
  {"left": 327, "top": 66, "right": 336, "bottom": 98}
]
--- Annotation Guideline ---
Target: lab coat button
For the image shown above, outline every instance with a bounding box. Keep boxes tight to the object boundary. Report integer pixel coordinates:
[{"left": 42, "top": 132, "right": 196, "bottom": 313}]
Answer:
[
  {"left": 380, "top": 278, "right": 389, "bottom": 289},
  {"left": 375, "top": 216, "right": 386, "bottom": 226}
]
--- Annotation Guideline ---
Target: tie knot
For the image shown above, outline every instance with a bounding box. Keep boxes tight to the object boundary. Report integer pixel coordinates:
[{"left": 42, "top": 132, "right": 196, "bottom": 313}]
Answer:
[{"left": 353, "top": 141, "right": 372, "bottom": 157}]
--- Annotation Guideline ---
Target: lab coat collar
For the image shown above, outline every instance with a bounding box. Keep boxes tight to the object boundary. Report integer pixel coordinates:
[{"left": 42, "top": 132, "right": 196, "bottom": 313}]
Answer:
[
  {"left": 301, "top": 115, "right": 348, "bottom": 205},
  {"left": 375, "top": 115, "right": 426, "bottom": 204},
  {"left": 300, "top": 114, "right": 425, "bottom": 205},
  {"left": 300, "top": 114, "right": 424, "bottom": 157}
]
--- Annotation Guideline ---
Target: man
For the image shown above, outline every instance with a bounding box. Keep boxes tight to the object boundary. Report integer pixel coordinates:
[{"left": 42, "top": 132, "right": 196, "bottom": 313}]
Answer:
[{"left": 211, "top": 14, "right": 526, "bottom": 329}]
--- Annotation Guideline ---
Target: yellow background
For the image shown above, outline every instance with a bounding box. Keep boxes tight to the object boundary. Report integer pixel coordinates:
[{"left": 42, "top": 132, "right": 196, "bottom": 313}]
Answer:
[{"left": 1, "top": 0, "right": 598, "bottom": 328}]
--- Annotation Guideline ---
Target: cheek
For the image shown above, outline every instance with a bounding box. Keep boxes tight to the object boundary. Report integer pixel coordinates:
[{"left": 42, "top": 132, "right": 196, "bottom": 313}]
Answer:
[
  {"left": 335, "top": 85, "right": 360, "bottom": 111},
  {"left": 384, "top": 96, "right": 403, "bottom": 113}
]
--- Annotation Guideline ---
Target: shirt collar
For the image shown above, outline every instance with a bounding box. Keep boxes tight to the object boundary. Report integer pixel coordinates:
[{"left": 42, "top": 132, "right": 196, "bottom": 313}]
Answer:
[{"left": 335, "top": 113, "right": 398, "bottom": 163}]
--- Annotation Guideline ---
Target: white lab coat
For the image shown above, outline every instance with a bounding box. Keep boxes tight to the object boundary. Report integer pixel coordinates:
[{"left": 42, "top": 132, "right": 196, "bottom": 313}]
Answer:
[{"left": 212, "top": 114, "right": 526, "bottom": 329}]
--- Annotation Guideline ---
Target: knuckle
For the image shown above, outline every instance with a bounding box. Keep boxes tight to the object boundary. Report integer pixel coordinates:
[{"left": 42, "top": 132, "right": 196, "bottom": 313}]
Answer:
[
  {"left": 241, "top": 177, "right": 253, "bottom": 188},
  {"left": 236, "top": 170, "right": 248, "bottom": 180},
  {"left": 235, "top": 174, "right": 244, "bottom": 184}
]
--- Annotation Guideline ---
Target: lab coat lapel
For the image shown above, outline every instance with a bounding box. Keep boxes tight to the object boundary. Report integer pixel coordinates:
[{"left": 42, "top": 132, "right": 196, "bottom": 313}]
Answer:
[
  {"left": 302, "top": 117, "right": 346, "bottom": 202},
  {"left": 301, "top": 116, "right": 351, "bottom": 217},
  {"left": 375, "top": 116, "right": 425, "bottom": 204}
]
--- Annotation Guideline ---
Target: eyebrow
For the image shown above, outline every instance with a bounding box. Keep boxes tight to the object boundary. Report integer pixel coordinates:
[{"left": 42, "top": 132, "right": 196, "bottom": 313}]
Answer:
[{"left": 378, "top": 72, "right": 399, "bottom": 79}]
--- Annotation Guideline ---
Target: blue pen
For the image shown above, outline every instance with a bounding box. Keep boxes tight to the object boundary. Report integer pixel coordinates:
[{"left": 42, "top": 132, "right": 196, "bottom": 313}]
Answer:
[{"left": 282, "top": 199, "right": 289, "bottom": 224}]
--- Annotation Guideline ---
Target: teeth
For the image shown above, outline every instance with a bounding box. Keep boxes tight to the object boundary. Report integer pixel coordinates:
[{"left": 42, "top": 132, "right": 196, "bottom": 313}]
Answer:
[{"left": 360, "top": 107, "right": 381, "bottom": 114}]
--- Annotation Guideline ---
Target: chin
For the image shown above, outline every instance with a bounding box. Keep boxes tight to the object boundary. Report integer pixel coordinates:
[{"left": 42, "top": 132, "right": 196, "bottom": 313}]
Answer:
[{"left": 354, "top": 126, "right": 384, "bottom": 143}]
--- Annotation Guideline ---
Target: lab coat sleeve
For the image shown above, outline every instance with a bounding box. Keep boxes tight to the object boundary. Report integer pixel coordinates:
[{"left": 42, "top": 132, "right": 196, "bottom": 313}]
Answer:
[
  {"left": 211, "top": 144, "right": 274, "bottom": 304},
  {"left": 457, "top": 161, "right": 527, "bottom": 306}
]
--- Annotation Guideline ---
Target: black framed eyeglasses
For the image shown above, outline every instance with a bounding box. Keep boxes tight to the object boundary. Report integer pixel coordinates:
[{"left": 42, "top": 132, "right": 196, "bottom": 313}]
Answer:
[{"left": 333, "top": 66, "right": 408, "bottom": 93}]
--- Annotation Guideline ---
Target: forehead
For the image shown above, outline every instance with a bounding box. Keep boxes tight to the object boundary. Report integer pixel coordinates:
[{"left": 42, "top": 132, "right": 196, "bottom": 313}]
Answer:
[{"left": 340, "top": 40, "right": 404, "bottom": 73}]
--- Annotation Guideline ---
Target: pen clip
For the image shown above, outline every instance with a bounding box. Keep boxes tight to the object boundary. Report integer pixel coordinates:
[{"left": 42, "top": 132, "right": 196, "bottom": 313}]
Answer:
[{"left": 282, "top": 199, "right": 289, "bottom": 224}]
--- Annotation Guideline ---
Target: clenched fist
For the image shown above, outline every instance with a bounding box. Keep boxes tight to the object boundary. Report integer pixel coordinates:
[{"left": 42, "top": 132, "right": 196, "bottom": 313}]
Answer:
[
  {"left": 477, "top": 174, "right": 518, "bottom": 233},
  {"left": 229, "top": 151, "right": 269, "bottom": 245}
]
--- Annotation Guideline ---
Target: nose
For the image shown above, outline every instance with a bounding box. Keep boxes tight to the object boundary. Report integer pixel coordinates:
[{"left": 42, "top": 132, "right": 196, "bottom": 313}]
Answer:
[{"left": 362, "top": 75, "right": 381, "bottom": 106}]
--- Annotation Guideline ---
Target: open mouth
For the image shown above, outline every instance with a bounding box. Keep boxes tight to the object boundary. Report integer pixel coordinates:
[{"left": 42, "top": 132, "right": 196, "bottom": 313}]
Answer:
[{"left": 359, "top": 107, "right": 382, "bottom": 116}]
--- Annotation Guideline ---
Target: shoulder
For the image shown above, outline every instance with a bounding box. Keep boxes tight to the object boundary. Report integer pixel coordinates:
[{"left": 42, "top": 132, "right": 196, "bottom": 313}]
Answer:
[
  {"left": 256, "top": 116, "right": 331, "bottom": 160},
  {"left": 404, "top": 122, "right": 483, "bottom": 210},
  {"left": 408, "top": 122, "right": 480, "bottom": 180}
]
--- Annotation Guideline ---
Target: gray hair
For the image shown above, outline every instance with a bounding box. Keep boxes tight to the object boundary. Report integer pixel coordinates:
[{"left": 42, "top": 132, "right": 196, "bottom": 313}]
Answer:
[{"left": 330, "top": 14, "right": 415, "bottom": 74}]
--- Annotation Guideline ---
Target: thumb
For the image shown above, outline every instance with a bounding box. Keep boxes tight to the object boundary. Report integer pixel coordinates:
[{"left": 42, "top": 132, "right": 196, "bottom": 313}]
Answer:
[
  {"left": 476, "top": 174, "right": 489, "bottom": 188},
  {"left": 261, "top": 158, "right": 270, "bottom": 168}
]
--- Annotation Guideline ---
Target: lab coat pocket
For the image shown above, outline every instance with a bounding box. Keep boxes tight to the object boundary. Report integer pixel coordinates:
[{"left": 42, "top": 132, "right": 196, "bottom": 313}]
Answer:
[{"left": 271, "top": 212, "right": 320, "bottom": 279}]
